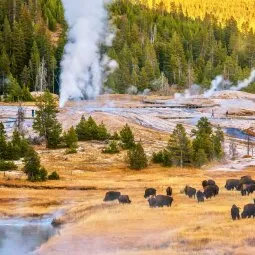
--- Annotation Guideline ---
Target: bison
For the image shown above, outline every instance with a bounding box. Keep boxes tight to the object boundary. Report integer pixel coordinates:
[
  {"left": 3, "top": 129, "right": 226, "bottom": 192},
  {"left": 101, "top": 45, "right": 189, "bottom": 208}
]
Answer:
[
  {"left": 118, "top": 195, "right": 131, "bottom": 204},
  {"left": 202, "top": 180, "right": 208, "bottom": 188},
  {"left": 166, "top": 186, "right": 172, "bottom": 196},
  {"left": 231, "top": 204, "right": 240, "bottom": 220},
  {"left": 196, "top": 190, "right": 204, "bottom": 203},
  {"left": 207, "top": 179, "right": 216, "bottom": 186},
  {"left": 144, "top": 188, "right": 156, "bottom": 198},
  {"left": 103, "top": 191, "right": 121, "bottom": 202},
  {"left": 225, "top": 179, "right": 239, "bottom": 191},
  {"left": 203, "top": 185, "right": 219, "bottom": 199},
  {"left": 184, "top": 185, "right": 196, "bottom": 198},
  {"left": 148, "top": 195, "right": 173, "bottom": 208},
  {"left": 241, "top": 184, "right": 255, "bottom": 196},
  {"left": 237, "top": 176, "right": 255, "bottom": 190},
  {"left": 241, "top": 204, "right": 255, "bottom": 218}
]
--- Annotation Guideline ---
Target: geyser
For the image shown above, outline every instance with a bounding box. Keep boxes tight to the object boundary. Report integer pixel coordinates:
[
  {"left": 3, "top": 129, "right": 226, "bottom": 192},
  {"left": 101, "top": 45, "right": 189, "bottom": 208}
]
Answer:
[{"left": 59, "top": 0, "right": 117, "bottom": 107}]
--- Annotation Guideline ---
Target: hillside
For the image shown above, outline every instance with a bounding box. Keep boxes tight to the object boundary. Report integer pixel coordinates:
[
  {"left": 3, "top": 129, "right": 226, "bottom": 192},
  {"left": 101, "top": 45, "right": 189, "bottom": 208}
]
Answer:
[
  {"left": 0, "top": 0, "right": 66, "bottom": 99},
  {"left": 106, "top": 0, "right": 255, "bottom": 94},
  {"left": 147, "top": 0, "right": 255, "bottom": 31}
]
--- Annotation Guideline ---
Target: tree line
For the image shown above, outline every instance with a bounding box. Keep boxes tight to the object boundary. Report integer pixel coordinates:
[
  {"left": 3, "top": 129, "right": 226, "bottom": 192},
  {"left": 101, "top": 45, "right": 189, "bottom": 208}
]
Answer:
[
  {"left": 0, "top": 0, "right": 66, "bottom": 100},
  {"left": 106, "top": 0, "right": 255, "bottom": 94}
]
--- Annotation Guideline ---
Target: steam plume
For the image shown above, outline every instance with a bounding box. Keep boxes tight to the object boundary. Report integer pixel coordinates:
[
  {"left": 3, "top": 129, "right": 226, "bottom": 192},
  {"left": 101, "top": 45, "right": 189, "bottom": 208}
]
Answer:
[
  {"left": 59, "top": 0, "right": 116, "bottom": 107},
  {"left": 230, "top": 69, "right": 255, "bottom": 91}
]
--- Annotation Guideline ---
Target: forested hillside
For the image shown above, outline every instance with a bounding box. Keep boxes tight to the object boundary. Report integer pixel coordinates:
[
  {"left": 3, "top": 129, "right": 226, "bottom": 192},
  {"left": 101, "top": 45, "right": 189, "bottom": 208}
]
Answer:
[
  {"left": 106, "top": 0, "right": 255, "bottom": 93},
  {"left": 0, "top": 0, "right": 66, "bottom": 100},
  {"left": 146, "top": 0, "right": 255, "bottom": 31}
]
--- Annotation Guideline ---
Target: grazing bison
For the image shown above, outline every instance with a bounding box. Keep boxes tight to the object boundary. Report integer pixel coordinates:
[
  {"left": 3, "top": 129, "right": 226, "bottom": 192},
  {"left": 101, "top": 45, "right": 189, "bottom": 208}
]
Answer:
[
  {"left": 144, "top": 188, "right": 156, "bottom": 198},
  {"left": 207, "top": 179, "right": 216, "bottom": 186},
  {"left": 184, "top": 185, "right": 196, "bottom": 198},
  {"left": 241, "top": 204, "right": 255, "bottom": 218},
  {"left": 203, "top": 185, "right": 219, "bottom": 199},
  {"left": 241, "top": 184, "right": 255, "bottom": 196},
  {"left": 118, "top": 195, "right": 131, "bottom": 204},
  {"left": 196, "top": 191, "right": 204, "bottom": 203},
  {"left": 202, "top": 180, "right": 208, "bottom": 188},
  {"left": 225, "top": 179, "right": 239, "bottom": 191},
  {"left": 166, "top": 186, "right": 172, "bottom": 196},
  {"left": 103, "top": 191, "right": 121, "bottom": 202},
  {"left": 148, "top": 195, "right": 173, "bottom": 208},
  {"left": 231, "top": 204, "right": 240, "bottom": 220},
  {"left": 237, "top": 176, "right": 255, "bottom": 190}
]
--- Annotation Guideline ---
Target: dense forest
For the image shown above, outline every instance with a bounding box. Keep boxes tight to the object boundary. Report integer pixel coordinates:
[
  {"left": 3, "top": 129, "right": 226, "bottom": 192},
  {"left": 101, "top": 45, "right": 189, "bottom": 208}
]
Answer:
[
  {"left": 0, "top": 0, "right": 66, "bottom": 100},
  {"left": 106, "top": 0, "right": 255, "bottom": 93},
  {"left": 146, "top": 0, "right": 255, "bottom": 31}
]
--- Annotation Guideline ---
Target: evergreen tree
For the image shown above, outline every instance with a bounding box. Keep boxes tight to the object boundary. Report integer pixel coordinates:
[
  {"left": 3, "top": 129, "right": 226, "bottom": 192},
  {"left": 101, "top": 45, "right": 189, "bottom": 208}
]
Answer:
[
  {"left": 102, "top": 140, "right": 119, "bottom": 154},
  {"left": 128, "top": 143, "right": 148, "bottom": 170},
  {"left": 168, "top": 124, "right": 192, "bottom": 167},
  {"left": 33, "top": 90, "right": 62, "bottom": 148},
  {"left": 63, "top": 126, "right": 78, "bottom": 153},
  {"left": 120, "top": 124, "right": 135, "bottom": 149},
  {"left": 23, "top": 146, "right": 48, "bottom": 181}
]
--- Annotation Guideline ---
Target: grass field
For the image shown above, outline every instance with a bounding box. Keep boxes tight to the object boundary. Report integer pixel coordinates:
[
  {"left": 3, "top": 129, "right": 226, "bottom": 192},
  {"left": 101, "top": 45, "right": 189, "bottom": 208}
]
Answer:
[{"left": 0, "top": 139, "right": 254, "bottom": 254}]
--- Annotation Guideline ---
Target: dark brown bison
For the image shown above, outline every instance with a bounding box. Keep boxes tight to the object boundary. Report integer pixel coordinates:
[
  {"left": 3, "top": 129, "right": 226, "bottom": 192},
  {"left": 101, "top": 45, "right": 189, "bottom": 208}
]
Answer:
[
  {"left": 241, "top": 204, "right": 255, "bottom": 218},
  {"left": 184, "top": 185, "right": 196, "bottom": 198},
  {"left": 237, "top": 176, "right": 255, "bottom": 190},
  {"left": 231, "top": 204, "right": 240, "bottom": 220},
  {"left": 148, "top": 195, "right": 173, "bottom": 208},
  {"left": 202, "top": 179, "right": 216, "bottom": 188},
  {"left": 202, "top": 180, "right": 208, "bottom": 188},
  {"left": 166, "top": 186, "right": 172, "bottom": 196},
  {"left": 103, "top": 191, "right": 121, "bottom": 202},
  {"left": 118, "top": 195, "right": 131, "bottom": 204},
  {"left": 225, "top": 179, "right": 239, "bottom": 191},
  {"left": 241, "top": 184, "right": 255, "bottom": 196},
  {"left": 144, "top": 188, "right": 156, "bottom": 198},
  {"left": 196, "top": 190, "right": 204, "bottom": 203},
  {"left": 203, "top": 185, "right": 219, "bottom": 199},
  {"left": 207, "top": 179, "right": 216, "bottom": 186}
]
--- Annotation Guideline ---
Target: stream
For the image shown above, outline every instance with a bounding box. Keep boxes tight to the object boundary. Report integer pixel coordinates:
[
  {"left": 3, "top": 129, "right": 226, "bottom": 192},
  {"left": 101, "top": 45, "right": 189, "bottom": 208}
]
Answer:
[{"left": 0, "top": 216, "right": 56, "bottom": 255}]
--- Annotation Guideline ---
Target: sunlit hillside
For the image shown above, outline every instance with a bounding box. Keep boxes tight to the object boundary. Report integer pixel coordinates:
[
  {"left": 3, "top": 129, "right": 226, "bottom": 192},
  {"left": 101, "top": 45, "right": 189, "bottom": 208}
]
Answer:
[{"left": 145, "top": 0, "right": 255, "bottom": 31}]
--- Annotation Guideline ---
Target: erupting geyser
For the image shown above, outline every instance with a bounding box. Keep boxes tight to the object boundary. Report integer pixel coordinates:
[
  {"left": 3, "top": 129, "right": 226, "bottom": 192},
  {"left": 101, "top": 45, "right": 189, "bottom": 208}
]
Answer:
[{"left": 59, "top": 0, "right": 117, "bottom": 107}]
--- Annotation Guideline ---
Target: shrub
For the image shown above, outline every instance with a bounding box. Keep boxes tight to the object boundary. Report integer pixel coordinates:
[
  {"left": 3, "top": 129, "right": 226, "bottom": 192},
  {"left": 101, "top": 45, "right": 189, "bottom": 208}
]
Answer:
[
  {"left": 152, "top": 149, "right": 172, "bottom": 167},
  {"left": 0, "top": 161, "right": 18, "bottom": 171},
  {"left": 48, "top": 171, "right": 60, "bottom": 180},
  {"left": 128, "top": 143, "right": 148, "bottom": 170},
  {"left": 152, "top": 151, "right": 164, "bottom": 164},
  {"left": 23, "top": 147, "right": 48, "bottom": 182},
  {"left": 76, "top": 116, "right": 110, "bottom": 141},
  {"left": 102, "top": 141, "right": 120, "bottom": 154},
  {"left": 63, "top": 126, "right": 78, "bottom": 152},
  {"left": 120, "top": 124, "right": 135, "bottom": 149}
]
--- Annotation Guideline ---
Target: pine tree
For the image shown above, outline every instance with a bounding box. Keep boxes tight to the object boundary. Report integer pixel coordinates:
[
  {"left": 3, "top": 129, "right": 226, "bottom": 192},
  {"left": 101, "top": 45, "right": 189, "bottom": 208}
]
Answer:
[
  {"left": 0, "top": 123, "right": 7, "bottom": 159},
  {"left": 128, "top": 143, "right": 148, "bottom": 170},
  {"left": 120, "top": 124, "right": 135, "bottom": 149},
  {"left": 6, "top": 73, "right": 22, "bottom": 102},
  {"left": 63, "top": 126, "right": 78, "bottom": 153},
  {"left": 33, "top": 90, "right": 62, "bottom": 148},
  {"left": 168, "top": 124, "right": 192, "bottom": 167}
]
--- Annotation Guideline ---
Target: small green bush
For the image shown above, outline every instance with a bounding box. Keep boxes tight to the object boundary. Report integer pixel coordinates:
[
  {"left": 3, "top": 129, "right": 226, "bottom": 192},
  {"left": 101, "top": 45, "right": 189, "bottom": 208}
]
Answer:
[
  {"left": 48, "top": 171, "right": 60, "bottom": 180},
  {"left": 102, "top": 141, "right": 120, "bottom": 154}
]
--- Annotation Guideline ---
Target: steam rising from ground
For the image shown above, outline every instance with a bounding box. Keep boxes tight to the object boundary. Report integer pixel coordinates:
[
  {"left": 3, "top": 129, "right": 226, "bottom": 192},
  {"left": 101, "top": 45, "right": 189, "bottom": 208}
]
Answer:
[
  {"left": 59, "top": 0, "right": 117, "bottom": 107},
  {"left": 175, "top": 69, "right": 255, "bottom": 99}
]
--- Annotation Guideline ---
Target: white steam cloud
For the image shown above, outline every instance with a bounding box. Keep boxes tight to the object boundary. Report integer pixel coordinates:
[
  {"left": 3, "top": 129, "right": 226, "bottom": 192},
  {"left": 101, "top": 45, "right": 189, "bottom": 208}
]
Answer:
[
  {"left": 175, "top": 69, "right": 255, "bottom": 99},
  {"left": 230, "top": 69, "right": 255, "bottom": 91},
  {"left": 59, "top": 0, "right": 117, "bottom": 107}
]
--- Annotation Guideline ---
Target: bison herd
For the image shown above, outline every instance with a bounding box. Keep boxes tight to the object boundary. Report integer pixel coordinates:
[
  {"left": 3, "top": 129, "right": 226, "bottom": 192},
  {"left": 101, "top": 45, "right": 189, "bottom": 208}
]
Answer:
[{"left": 103, "top": 175, "right": 255, "bottom": 221}]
